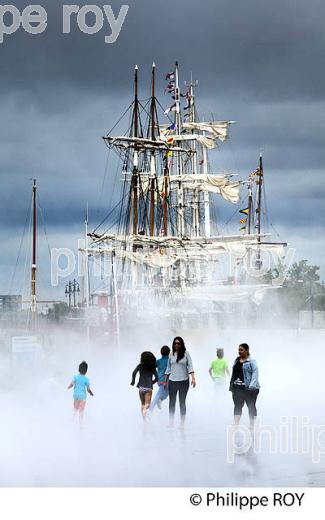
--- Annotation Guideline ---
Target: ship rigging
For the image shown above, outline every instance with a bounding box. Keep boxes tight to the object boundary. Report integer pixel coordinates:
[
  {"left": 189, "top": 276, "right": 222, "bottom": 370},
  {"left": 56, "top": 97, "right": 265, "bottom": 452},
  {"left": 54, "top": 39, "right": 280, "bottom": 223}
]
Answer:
[{"left": 80, "top": 62, "right": 287, "bottom": 322}]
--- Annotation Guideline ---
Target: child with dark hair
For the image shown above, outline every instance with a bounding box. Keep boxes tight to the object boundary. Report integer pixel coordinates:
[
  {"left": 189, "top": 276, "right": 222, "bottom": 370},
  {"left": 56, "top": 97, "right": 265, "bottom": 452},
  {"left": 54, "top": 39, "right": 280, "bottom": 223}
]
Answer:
[
  {"left": 150, "top": 345, "right": 171, "bottom": 412},
  {"left": 131, "top": 351, "right": 158, "bottom": 419},
  {"left": 68, "top": 361, "right": 94, "bottom": 426}
]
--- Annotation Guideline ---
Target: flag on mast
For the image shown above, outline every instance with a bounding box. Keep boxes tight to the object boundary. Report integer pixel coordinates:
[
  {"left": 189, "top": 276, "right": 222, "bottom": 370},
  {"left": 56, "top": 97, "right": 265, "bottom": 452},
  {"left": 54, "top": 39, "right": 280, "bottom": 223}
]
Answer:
[
  {"left": 164, "top": 103, "right": 177, "bottom": 115},
  {"left": 165, "top": 81, "right": 175, "bottom": 94},
  {"left": 249, "top": 168, "right": 260, "bottom": 177},
  {"left": 167, "top": 123, "right": 176, "bottom": 132}
]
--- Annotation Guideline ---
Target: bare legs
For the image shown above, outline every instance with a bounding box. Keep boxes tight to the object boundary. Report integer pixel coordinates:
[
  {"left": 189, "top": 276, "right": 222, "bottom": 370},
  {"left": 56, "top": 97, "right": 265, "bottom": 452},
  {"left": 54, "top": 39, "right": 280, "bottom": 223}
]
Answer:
[
  {"left": 139, "top": 390, "right": 152, "bottom": 419},
  {"left": 74, "top": 399, "right": 86, "bottom": 427}
]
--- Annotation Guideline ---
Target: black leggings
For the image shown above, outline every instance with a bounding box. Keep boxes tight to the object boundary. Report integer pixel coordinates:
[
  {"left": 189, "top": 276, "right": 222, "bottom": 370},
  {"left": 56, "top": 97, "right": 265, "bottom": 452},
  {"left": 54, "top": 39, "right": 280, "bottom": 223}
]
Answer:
[
  {"left": 168, "top": 379, "right": 190, "bottom": 417},
  {"left": 232, "top": 387, "right": 259, "bottom": 419}
]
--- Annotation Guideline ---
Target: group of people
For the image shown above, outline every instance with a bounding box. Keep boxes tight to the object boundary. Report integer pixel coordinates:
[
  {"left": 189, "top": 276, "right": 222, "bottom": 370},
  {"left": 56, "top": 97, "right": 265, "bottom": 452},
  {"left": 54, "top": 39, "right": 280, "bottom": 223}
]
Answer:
[
  {"left": 130, "top": 336, "right": 196, "bottom": 429},
  {"left": 130, "top": 337, "right": 260, "bottom": 430},
  {"left": 68, "top": 337, "right": 260, "bottom": 430}
]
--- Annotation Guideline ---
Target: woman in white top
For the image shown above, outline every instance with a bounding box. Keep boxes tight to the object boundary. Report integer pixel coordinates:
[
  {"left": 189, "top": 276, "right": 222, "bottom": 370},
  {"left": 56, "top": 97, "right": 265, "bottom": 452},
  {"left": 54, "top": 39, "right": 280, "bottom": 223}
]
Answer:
[{"left": 165, "top": 336, "right": 196, "bottom": 428}]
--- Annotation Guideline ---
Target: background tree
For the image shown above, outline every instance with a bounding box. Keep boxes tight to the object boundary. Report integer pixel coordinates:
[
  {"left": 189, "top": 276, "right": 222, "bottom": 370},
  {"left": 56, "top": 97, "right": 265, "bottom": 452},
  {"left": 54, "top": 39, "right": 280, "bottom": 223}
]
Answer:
[{"left": 48, "top": 302, "right": 70, "bottom": 322}]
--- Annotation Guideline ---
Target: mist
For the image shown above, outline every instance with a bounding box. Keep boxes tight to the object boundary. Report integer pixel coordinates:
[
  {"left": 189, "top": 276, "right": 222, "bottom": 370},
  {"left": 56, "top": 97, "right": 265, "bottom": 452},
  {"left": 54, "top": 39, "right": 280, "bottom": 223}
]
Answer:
[
  {"left": 1, "top": 0, "right": 324, "bottom": 487},
  {"left": 1, "top": 317, "right": 325, "bottom": 487}
]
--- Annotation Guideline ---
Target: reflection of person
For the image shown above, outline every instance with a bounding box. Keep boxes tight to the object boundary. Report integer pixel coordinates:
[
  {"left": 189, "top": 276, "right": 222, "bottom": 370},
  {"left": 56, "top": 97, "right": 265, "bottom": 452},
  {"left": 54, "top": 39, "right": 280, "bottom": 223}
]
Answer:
[
  {"left": 68, "top": 361, "right": 94, "bottom": 426},
  {"left": 209, "top": 348, "right": 230, "bottom": 388},
  {"left": 165, "top": 337, "right": 196, "bottom": 429},
  {"left": 229, "top": 343, "right": 260, "bottom": 429},
  {"left": 130, "top": 352, "right": 158, "bottom": 419},
  {"left": 150, "top": 345, "right": 170, "bottom": 412}
]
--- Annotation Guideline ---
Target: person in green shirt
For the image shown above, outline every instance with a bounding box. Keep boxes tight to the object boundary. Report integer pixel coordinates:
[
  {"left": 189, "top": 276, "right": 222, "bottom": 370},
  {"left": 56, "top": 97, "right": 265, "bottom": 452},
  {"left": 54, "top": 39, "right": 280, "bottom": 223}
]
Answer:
[{"left": 209, "top": 348, "right": 230, "bottom": 388}]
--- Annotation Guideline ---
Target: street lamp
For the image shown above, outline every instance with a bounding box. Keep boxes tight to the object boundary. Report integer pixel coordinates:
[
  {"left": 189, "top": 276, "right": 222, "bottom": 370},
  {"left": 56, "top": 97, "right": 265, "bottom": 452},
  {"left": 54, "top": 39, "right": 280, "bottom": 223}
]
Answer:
[
  {"left": 72, "top": 279, "right": 80, "bottom": 308},
  {"left": 65, "top": 281, "right": 72, "bottom": 308},
  {"left": 65, "top": 279, "right": 80, "bottom": 308}
]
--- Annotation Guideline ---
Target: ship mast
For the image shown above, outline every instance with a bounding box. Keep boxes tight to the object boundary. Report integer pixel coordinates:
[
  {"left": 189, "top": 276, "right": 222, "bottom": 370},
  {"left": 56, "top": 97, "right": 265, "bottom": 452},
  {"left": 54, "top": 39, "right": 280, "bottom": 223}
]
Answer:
[
  {"left": 131, "top": 65, "right": 140, "bottom": 236},
  {"left": 149, "top": 62, "right": 156, "bottom": 236},
  {"left": 202, "top": 127, "right": 211, "bottom": 237},
  {"left": 85, "top": 203, "right": 89, "bottom": 307},
  {"left": 30, "top": 178, "right": 37, "bottom": 328},
  {"left": 174, "top": 61, "right": 184, "bottom": 237},
  {"left": 185, "top": 74, "right": 199, "bottom": 237},
  {"left": 246, "top": 179, "right": 253, "bottom": 279},
  {"left": 256, "top": 154, "right": 263, "bottom": 269},
  {"left": 248, "top": 181, "right": 253, "bottom": 235}
]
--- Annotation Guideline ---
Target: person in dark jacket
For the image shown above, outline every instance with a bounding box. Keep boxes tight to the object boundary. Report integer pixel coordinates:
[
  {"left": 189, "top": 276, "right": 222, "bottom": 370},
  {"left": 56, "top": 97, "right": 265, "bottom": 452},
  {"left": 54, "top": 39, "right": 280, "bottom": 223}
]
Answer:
[
  {"left": 229, "top": 343, "right": 260, "bottom": 429},
  {"left": 131, "top": 351, "right": 158, "bottom": 419},
  {"left": 150, "top": 345, "right": 171, "bottom": 412}
]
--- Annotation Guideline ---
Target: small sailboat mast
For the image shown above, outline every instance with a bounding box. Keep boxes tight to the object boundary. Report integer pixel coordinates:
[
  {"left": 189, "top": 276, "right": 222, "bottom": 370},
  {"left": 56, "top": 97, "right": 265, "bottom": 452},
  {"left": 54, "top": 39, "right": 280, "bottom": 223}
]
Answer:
[{"left": 30, "top": 179, "right": 37, "bottom": 326}]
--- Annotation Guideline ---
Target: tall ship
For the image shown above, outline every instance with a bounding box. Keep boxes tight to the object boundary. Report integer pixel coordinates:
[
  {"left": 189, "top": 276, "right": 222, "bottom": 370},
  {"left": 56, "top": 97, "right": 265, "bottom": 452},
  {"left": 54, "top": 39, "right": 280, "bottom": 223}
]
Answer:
[{"left": 81, "top": 62, "right": 287, "bottom": 329}]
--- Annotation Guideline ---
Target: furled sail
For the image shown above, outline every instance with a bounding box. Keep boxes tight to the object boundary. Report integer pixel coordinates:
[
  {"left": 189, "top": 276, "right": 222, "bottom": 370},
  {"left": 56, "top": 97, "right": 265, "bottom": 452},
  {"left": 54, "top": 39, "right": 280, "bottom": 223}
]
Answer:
[
  {"left": 120, "top": 250, "right": 179, "bottom": 268},
  {"left": 159, "top": 121, "right": 234, "bottom": 149},
  {"left": 168, "top": 174, "right": 241, "bottom": 203},
  {"left": 84, "top": 232, "right": 285, "bottom": 269},
  {"left": 160, "top": 133, "right": 218, "bottom": 149},
  {"left": 182, "top": 121, "right": 233, "bottom": 143},
  {"left": 139, "top": 174, "right": 240, "bottom": 204},
  {"left": 88, "top": 232, "right": 267, "bottom": 247}
]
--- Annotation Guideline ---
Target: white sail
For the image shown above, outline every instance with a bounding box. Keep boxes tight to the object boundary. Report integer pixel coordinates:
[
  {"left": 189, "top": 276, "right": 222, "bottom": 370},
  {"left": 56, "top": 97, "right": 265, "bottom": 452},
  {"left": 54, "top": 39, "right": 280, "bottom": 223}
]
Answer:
[
  {"left": 102, "top": 242, "right": 284, "bottom": 268},
  {"left": 183, "top": 121, "right": 233, "bottom": 142},
  {"left": 120, "top": 250, "right": 179, "bottom": 268},
  {"left": 159, "top": 133, "right": 217, "bottom": 149},
  {"left": 83, "top": 232, "right": 283, "bottom": 270},
  {"left": 103, "top": 135, "right": 187, "bottom": 153},
  {"left": 138, "top": 174, "right": 240, "bottom": 204},
  {"left": 168, "top": 174, "right": 240, "bottom": 203},
  {"left": 160, "top": 121, "right": 234, "bottom": 148},
  {"left": 88, "top": 232, "right": 267, "bottom": 247}
]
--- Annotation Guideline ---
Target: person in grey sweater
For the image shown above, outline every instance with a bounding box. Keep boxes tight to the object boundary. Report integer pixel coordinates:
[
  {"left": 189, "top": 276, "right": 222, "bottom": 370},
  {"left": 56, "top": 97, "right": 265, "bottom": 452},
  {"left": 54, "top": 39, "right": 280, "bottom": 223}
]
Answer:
[{"left": 165, "top": 336, "right": 196, "bottom": 429}]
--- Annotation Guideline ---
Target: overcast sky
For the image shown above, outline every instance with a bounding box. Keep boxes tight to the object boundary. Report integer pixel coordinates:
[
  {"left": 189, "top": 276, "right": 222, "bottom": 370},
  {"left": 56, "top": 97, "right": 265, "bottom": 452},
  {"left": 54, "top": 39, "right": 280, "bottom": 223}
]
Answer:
[{"left": 1, "top": 0, "right": 324, "bottom": 298}]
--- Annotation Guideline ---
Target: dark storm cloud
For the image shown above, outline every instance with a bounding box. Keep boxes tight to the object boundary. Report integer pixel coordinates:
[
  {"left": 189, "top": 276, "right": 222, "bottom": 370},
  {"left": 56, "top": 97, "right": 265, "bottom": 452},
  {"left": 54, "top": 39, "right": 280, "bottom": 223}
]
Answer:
[
  {"left": 1, "top": 90, "right": 323, "bottom": 229},
  {"left": 0, "top": 0, "right": 324, "bottom": 290},
  {"left": 1, "top": 0, "right": 324, "bottom": 101}
]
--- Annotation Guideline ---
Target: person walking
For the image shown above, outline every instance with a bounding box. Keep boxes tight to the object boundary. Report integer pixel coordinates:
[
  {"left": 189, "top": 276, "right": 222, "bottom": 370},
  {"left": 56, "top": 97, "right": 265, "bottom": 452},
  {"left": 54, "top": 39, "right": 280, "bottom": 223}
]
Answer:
[
  {"left": 229, "top": 343, "right": 260, "bottom": 429},
  {"left": 209, "top": 348, "right": 230, "bottom": 388},
  {"left": 165, "top": 337, "right": 196, "bottom": 429},
  {"left": 150, "top": 345, "right": 170, "bottom": 412}
]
